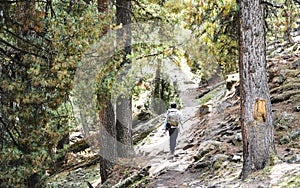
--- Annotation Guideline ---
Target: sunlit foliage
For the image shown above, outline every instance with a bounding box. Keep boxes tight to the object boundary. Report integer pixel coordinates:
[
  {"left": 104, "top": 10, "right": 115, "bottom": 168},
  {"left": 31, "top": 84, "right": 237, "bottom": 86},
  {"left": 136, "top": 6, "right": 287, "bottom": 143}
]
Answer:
[{"left": 0, "top": 0, "right": 107, "bottom": 186}]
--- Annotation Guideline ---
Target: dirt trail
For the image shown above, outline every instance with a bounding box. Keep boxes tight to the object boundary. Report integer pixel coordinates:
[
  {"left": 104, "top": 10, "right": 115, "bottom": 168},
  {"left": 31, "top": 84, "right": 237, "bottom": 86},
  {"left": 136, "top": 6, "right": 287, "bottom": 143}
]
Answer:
[
  {"left": 135, "top": 61, "right": 300, "bottom": 188},
  {"left": 134, "top": 55, "right": 300, "bottom": 188},
  {"left": 135, "top": 63, "right": 203, "bottom": 187}
]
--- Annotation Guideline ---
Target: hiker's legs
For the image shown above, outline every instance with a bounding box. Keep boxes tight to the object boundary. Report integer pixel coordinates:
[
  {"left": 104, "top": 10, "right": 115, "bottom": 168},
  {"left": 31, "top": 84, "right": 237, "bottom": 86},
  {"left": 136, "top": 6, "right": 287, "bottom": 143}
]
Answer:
[{"left": 169, "top": 128, "right": 179, "bottom": 155}]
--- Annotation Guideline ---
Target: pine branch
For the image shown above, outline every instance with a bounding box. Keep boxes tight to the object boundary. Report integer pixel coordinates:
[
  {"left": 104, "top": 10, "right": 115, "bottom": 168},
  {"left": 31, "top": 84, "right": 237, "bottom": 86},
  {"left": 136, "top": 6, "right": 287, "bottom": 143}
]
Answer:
[
  {"left": 134, "top": 44, "right": 183, "bottom": 60},
  {"left": 0, "top": 38, "right": 48, "bottom": 59},
  {"left": 3, "top": 28, "right": 45, "bottom": 50},
  {"left": 0, "top": 117, "right": 21, "bottom": 151}
]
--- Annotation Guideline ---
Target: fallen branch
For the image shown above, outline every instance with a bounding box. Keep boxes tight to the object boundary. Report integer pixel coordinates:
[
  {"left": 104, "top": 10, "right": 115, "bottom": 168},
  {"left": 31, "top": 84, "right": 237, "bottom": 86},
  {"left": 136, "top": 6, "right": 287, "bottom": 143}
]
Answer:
[
  {"left": 68, "top": 139, "right": 89, "bottom": 153},
  {"left": 54, "top": 155, "right": 100, "bottom": 175}
]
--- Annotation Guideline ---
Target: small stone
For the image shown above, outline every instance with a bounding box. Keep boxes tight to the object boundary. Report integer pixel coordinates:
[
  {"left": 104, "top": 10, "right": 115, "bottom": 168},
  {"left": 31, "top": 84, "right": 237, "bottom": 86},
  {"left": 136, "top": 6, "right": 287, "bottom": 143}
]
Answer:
[
  {"left": 294, "top": 104, "right": 300, "bottom": 112},
  {"left": 231, "top": 155, "right": 242, "bottom": 162},
  {"left": 279, "top": 135, "right": 290, "bottom": 145},
  {"left": 292, "top": 58, "right": 300, "bottom": 69},
  {"left": 235, "top": 132, "right": 242, "bottom": 142},
  {"left": 276, "top": 125, "right": 288, "bottom": 131},
  {"left": 287, "top": 154, "right": 300, "bottom": 164},
  {"left": 273, "top": 74, "right": 286, "bottom": 85},
  {"left": 290, "top": 129, "right": 300, "bottom": 139},
  {"left": 198, "top": 105, "right": 210, "bottom": 116}
]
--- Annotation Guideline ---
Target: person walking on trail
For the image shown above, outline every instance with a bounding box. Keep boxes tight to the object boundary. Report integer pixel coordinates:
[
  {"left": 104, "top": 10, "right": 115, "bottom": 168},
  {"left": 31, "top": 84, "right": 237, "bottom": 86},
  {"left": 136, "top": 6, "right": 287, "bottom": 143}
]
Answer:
[{"left": 163, "top": 102, "right": 183, "bottom": 158}]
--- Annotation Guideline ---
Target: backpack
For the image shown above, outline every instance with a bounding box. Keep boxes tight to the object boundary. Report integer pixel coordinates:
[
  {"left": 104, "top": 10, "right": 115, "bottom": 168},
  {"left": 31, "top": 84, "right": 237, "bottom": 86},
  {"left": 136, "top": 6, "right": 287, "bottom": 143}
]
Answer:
[{"left": 167, "top": 109, "right": 180, "bottom": 126}]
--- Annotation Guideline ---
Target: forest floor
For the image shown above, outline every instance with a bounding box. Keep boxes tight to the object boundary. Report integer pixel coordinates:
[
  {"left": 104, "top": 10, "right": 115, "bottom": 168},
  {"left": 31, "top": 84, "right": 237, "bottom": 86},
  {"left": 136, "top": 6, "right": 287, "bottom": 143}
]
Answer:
[
  {"left": 101, "top": 53, "right": 300, "bottom": 188},
  {"left": 48, "top": 52, "right": 300, "bottom": 188}
]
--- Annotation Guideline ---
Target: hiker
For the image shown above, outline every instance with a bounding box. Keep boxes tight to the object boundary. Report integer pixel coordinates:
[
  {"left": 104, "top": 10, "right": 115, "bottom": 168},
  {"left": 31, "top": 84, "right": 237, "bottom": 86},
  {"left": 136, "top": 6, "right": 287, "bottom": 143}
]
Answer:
[{"left": 163, "top": 102, "right": 183, "bottom": 157}]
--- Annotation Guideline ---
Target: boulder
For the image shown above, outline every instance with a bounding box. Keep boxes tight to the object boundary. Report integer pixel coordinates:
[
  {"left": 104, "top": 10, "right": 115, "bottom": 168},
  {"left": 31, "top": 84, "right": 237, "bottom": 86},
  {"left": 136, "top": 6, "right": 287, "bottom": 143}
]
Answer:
[
  {"left": 211, "top": 154, "right": 229, "bottom": 167},
  {"left": 230, "top": 133, "right": 242, "bottom": 146},
  {"left": 198, "top": 104, "right": 211, "bottom": 116},
  {"left": 195, "top": 140, "right": 222, "bottom": 160}
]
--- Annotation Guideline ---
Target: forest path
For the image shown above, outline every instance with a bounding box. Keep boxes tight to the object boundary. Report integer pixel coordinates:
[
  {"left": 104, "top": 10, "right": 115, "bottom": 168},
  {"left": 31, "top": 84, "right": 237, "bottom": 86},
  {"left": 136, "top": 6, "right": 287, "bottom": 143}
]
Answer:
[
  {"left": 134, "top": 55, "right": 300, "bottom": 188},
  {"left": 137, "top": 60, "right": 300, "bottom": 188},
  {"left": 135, "top": 63, "right": 205, "bottom": 187}
]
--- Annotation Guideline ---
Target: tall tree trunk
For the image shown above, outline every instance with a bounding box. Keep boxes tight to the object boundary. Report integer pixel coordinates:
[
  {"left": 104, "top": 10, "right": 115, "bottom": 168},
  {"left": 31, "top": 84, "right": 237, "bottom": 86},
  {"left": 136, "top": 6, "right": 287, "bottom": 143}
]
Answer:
[
  {"left": 116, "top": 0, "right": 131, "bottom": 66},
  {"left": 99, "top": 101, "right": 116, "bottom": 183},
  {"left": 154, "top": 59, "right": 162, "bottom": 99},
  {"left": 152, "top": 59, "right": 165, "bottom": 115},
  {"left": 116, "top": 0, "right": 133, "bottom": 158},
  {"left": 238, "top": 0, "right": 275, "bottom": 180},
  {"left": 152, "top": 58, "right": 173, "bottom": 115},
  {"left": 97, "top": 0, "right": 117, "bottom": 184},
  {"left": 116, "top": 95, "right": 133, "bottom": 157}
]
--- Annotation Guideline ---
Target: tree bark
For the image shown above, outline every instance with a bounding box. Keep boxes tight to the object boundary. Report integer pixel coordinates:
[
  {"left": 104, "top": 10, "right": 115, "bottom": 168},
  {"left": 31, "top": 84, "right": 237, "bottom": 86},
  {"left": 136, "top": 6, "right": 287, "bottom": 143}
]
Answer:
[
  {"left": 152, "top": 59, "right": 165, "bottom": 115},
  {"left": 116, "top": 0, "right": 132, "bottom": 64},
  {"left": 116, "top": 95, "right": 133, "bottom": 157},
  {"left": 28, "top": 173, "right": 40, "bottom": 188},
  {"left": 238, "top": 0, "right": 275, "bottom": 179},
  {"left": 97, "top": 0, "right": 117, "bottom": 184},
  {"left": 116, "top": 0, "right": 133, "bottom": 158},
  {"left": 154, "top": 59, "right": 162, "bottom": 99},
  {"left": 99, "top": 101, "right": 116, "bottom": 183}
]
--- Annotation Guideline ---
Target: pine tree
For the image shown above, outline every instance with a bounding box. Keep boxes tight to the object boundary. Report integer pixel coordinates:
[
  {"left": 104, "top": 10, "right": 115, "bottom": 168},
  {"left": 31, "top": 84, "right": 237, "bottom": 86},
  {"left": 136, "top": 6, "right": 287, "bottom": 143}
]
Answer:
[{"left": 238, "top": 0, "right": 276, "bottom": 179}]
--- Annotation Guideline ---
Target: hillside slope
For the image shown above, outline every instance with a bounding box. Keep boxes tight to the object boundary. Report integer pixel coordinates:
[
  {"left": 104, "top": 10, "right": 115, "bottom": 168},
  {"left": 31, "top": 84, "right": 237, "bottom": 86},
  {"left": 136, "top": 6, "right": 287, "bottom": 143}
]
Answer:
[
  {"left": 48, "top": 52, "right": 300, "bottom": 188},
  {"left": 99, "top": 53, "right": 300, "bottom": 188}
]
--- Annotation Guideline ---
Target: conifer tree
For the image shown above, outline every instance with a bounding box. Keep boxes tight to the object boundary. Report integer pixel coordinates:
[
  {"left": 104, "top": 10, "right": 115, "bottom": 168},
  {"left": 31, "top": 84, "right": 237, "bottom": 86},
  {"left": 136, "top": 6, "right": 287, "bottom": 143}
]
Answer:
[{"left": 238, "top": 0, "right": 275, "bottom": 179}]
